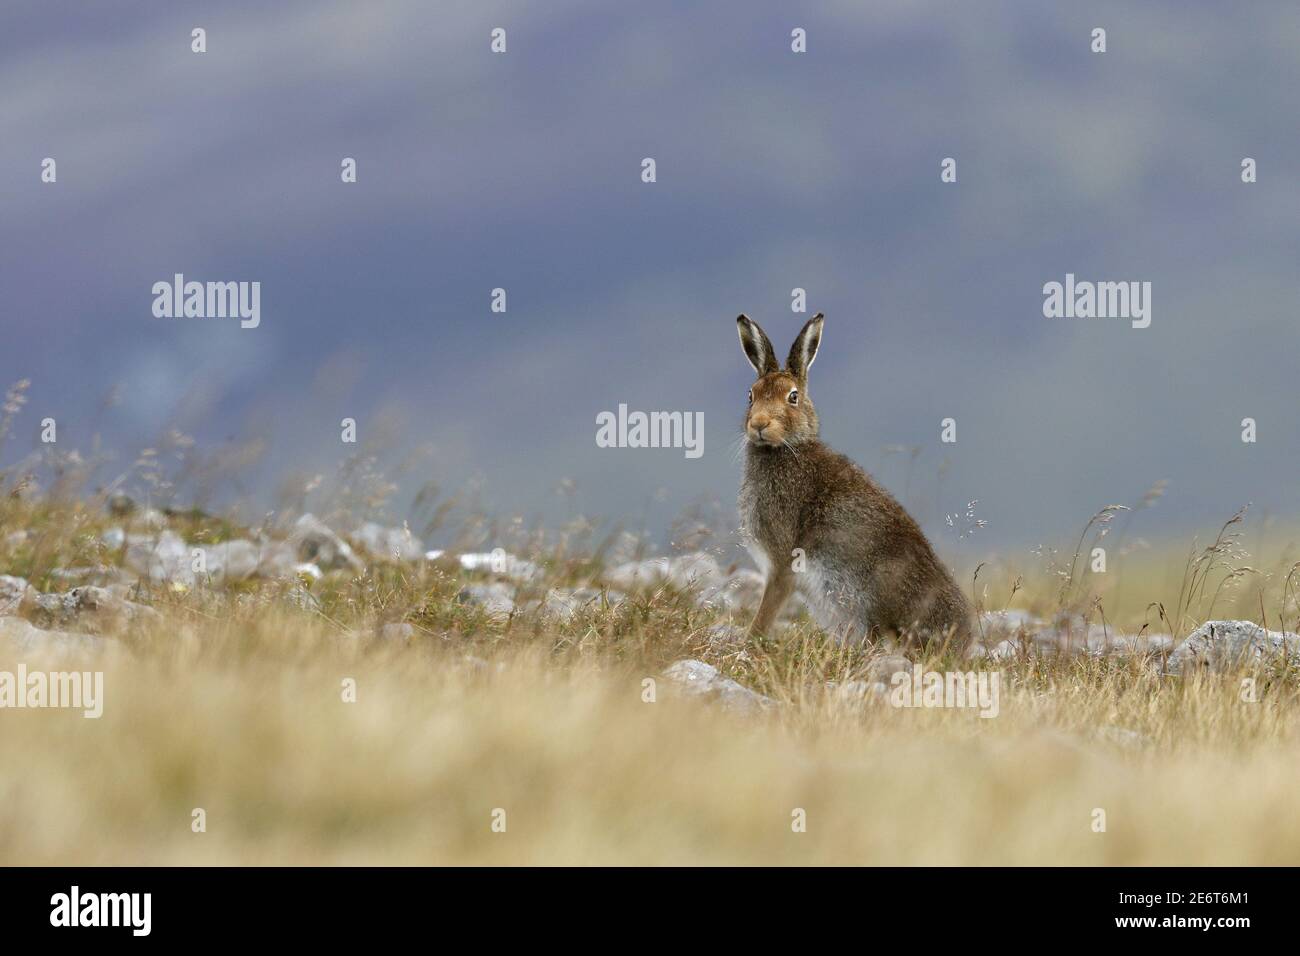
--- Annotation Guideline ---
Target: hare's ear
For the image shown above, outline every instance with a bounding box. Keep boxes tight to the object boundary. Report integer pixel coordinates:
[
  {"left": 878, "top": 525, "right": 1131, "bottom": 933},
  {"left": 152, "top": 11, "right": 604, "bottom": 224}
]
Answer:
[
  {"left": 786, "top": 313, "right": 824, "bottom": 381},
  {"left": 736, "top": 314, "right": 779, "bottom": 377}
]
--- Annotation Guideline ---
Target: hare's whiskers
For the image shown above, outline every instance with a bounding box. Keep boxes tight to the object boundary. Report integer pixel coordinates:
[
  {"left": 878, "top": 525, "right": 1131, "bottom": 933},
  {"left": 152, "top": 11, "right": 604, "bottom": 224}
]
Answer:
[{"left": 728, "top": 432, "right": 748, "bottom": 465}]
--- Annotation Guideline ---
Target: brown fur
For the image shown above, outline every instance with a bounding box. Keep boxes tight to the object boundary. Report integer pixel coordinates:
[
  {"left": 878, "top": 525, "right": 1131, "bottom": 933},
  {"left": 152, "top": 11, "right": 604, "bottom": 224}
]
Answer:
[{"left": 736, "top": 313, "right": 972, "bottom": 651}]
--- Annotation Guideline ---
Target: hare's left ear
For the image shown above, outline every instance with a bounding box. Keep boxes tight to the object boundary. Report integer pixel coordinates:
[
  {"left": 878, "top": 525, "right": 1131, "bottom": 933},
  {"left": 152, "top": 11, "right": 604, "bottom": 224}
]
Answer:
[{"left": 787, "top": 313, "right": 824, "bottom": 380}]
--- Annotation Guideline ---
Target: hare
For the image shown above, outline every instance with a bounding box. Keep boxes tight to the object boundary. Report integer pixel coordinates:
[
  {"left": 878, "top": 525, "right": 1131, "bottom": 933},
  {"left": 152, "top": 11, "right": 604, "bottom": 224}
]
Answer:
[{"left": 736, "top": 313, "right": 973, "bottom": 651}]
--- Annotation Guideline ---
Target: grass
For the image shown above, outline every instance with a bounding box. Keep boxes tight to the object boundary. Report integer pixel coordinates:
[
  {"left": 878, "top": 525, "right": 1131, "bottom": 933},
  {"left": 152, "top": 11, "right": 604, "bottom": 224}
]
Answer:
[
  {"left": 4, "top": 612, "right": 1300, "bottom": 865},
  {"left": 2, "top": 429, "right": 1300, "bottom": 863}
]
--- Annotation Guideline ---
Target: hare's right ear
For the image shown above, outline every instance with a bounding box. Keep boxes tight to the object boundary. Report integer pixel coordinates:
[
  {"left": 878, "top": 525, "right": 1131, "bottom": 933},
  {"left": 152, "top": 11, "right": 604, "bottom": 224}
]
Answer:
[
  {"left": 786, "top": 312, "right": 824, "bottom": 381},
  {"left": 736, "top": 315, "right": 779, "bottom": 377}
]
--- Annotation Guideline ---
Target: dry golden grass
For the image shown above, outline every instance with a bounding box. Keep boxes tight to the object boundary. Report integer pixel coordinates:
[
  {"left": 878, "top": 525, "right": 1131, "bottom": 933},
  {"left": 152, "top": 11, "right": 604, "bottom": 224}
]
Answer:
[
  {"left": 2, "top": 492, "right": 1300, "bottom": 865},
  {"left": 4, "top": 620, "right": 1300, "bottom": 865}
]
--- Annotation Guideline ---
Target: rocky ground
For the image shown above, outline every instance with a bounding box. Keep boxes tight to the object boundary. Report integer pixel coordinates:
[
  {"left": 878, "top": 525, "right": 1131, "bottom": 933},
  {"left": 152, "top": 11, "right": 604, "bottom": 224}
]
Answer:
[
  {"left": 5, "top": 497, "right": 1300, "bottom": 865},
  {"left": 5, "top": 502, "right": 1298, "bottom": 718}
]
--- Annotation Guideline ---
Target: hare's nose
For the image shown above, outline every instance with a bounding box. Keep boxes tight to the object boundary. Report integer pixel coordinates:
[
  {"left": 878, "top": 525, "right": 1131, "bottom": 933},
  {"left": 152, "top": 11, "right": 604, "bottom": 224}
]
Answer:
[{"left": 750, "top": 418, "right": 770, "bottom": 435}]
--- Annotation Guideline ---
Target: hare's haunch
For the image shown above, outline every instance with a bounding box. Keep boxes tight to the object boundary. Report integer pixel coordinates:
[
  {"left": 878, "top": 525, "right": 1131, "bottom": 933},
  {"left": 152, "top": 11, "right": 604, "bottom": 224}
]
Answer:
[{"left": 737, "top": 313, "right": 972, "bottom": 650}]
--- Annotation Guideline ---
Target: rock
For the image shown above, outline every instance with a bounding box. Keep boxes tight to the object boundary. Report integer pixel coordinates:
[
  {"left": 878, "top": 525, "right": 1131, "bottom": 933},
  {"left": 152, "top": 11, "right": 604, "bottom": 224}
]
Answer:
[
  {"left": 526, "top": 587, "right": 625, "bottom": 622},
  {"left": 180, "top": 538, "right": 308, "bottom": 582},
  {"left": 979, "top": 609, "right": 1041, "bottom": 640},
  {"left": 605, "top": 556, "right": 668, "bottom": 591},
  {"left": 667, "top": 554, "right": 725, "bottom": 595},
  {"left": 379, "top": 622, "right": 416, "bottom": 641},
  {"left": 3, "top": 530, "right": 29, "bottom": 548},
  {"left": 457, "top": 551, "right": 542, "bottom": 582},
  {"left": 101, "top": 527, "right": 126, "bottom": 550},
  {"left": 662, "top": 659, "right": 777, "bottom": 714},
  {"left": 1025, "top": 623, "right": 1155, "bottom": 657},
  {"left": 1166, "top": 620, "right": 1300, "bottom": 674},
  {"left": 0, "top": 616, "right": 103, "bottom": 653},
  {"left": 293, "top": 562, "right": 324, "bottom": 581},
  {"left": 607, "top": 557, "right": 808, "bottom": 620},
  {"left": 288, "top": 514, "right": 364, "bottom": 573},
  {"left": 0, "top": 575, "right": 33, "bottom": 615},
  {"left": 969, "top": 617, "right": 1171, "bottom": 660},
  {"left": 105, "top": 582, "right": 143, "bottom": 603},
  {"left": 457, "top": 582, "right": 517, "bottom": 618},
  {"left": 46, "top": 566, "right": 130, "bottom": 587},
  {"left": 1096, "top": 633, "right": 1174, "bottom": 657},
  {"left": 982, "top": 639, "right": 1018, "bottom": 661},
  {"left": 715, "top": 568, "right": 764, "bottom": 611},
  {"left": 866, "top": 654, "right": 913, "bottom": 685},
  {"left": 124, "top": 530, "right": 194, "bottom": 586},
  {"left": 354, "top": 522, "right": 424, "bottom": 562},
  {"left": 1029, "top": 625, "right": 1087, "bottom": 653},
  {"left": 606, "top": 553, "right": 723, "bottom": 596},
  {"left": 246, "top": 540, "right": 297, "bottom": 578},
  {"left": 22, "top": 585, "right": 158, "bottom": 634},
  {"left": 201, "top": 540, "right": 262, "bottom": 583}
]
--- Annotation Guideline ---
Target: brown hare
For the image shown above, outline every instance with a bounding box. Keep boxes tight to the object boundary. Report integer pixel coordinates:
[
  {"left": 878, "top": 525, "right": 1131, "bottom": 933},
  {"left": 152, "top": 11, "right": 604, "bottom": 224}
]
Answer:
[{"left": 736, "top": 313, "right": 973, "bottom": 651}]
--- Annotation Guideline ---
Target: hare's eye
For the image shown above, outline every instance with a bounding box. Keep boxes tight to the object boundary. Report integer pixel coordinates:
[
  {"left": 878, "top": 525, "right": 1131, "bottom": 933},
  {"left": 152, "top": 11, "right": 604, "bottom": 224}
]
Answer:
[
  {"left": 787, "top": 388, "right": 799, "bottom": 406},
  {"left": 747, "top": 389, "right": 754, "bottom": 404}
]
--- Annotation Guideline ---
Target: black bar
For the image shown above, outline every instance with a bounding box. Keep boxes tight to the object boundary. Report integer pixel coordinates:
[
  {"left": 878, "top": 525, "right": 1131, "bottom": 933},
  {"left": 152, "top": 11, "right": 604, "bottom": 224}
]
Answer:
[{"left": 0, "top": 867, "right": 1275, "bottom": 942}]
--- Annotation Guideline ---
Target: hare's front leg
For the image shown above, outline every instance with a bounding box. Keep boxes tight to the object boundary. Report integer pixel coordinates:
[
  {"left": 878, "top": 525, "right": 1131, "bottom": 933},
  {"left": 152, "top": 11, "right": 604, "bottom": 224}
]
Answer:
[{"left": 750, "top": 564, "right": 795, "bottom": 637}]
